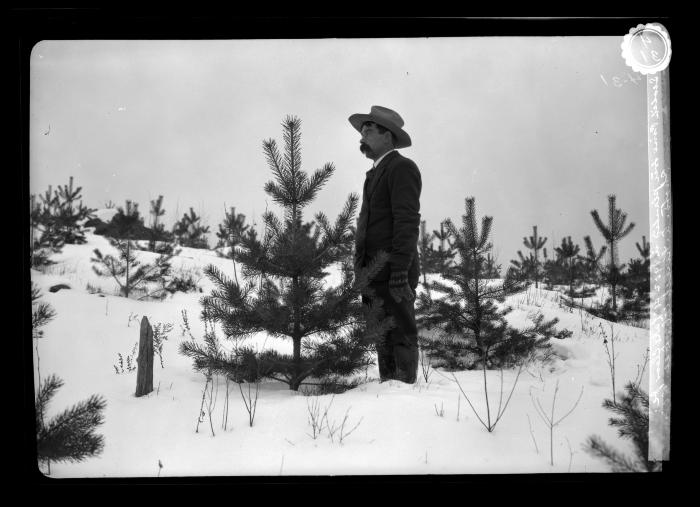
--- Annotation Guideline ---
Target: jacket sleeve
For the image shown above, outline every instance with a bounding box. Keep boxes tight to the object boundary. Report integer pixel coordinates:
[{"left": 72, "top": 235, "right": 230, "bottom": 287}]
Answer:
[{"left": 388, "top": 159, "right": 421, "bottom": 273}]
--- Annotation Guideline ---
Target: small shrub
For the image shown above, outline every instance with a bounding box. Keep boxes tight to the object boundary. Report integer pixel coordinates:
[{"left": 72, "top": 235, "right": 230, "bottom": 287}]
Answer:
[
  {"left": 307, "top": 375, "right": 366, "bottom": 395},
  {"left": 166, "top": 268, "right": 203, "bottom": 294},
  {"left": 31, "top": 248, "right": 57, "bottom": 270},
  {"left": 152, "top": 322, "right": 174, "bottom": 369},
  {"left": 114, "top": 342, "right": 138, "bottom": 374}
]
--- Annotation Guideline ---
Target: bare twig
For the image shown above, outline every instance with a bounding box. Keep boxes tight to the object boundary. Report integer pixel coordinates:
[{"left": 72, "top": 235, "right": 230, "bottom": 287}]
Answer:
[
  {"left": 419, "top": 347, "right": 433, "bottom": 383},
  {"left": 633, "top": 347, "right": 650, "bottom": 390},
  {"left": 195, "top": 374, "right": 211, "bottom": 433},
  {"left": 238, "top": 379, "right": 260, "bottom": 427},
  {"left": 206, "top": 374, "right": 216, "bottom": 437},
  {"left": 530, "top": 380, "right": 584, "bottom": 466},
  {"left": 222, "top": 377, "right": 230, "bottom": 430},
  {"left": 306, "top": 395, "right": 334, "bottom": 439},
  {"left": 527, "top": 413, "right": 539, "bottom": 454},
  {"left": 338, "top": 407, "right": 363, "bottom": 445},
  {"left": 600, "top": 322, "right": 619, "bottom": 404},
  {"left": 434, "top": 402, "right": 444, "bottom": 417},
  {"left": 565, "top": 437, "right": 575, "bottom": 472}
]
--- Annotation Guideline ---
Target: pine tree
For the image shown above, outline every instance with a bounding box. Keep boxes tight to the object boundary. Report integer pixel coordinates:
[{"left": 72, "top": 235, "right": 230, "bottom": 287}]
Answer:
[
  {"left": 417, "top": 197, "right": 567, "bottom": 371},
  {"left": 30, "top": 194, "right": 62, "bottom": 268},
  {"left": 337, "top": 223, "right": 357, "bottom": 283},
  {"left": 432, "top": 220, "right": 456, "bottom": 274},
  {"left": 417, "top": 220, "right": 437, "bottom": 291},
  {"left": 147, "top": 195, "right": 174, "bottom": 253},
  {"left": 620, "top": 236, "right": 651, "bottom": 320},
  {"left": 636, "top": 235, "right": 650, "bottom": 261},
  {"left": 36, "top": 374, "right": 107, "bottom": 470},
  {"left": 509, "top": 250, "right": 536, "bottom": 283},
  {"left": 34, "top": 177, "right": 95, "bottom": 247},
  {"left": 91, "top": 201, "right": 175, "bottom": 299},
  {"left": 417, "top": 198, "right": 570, "bottom": 432},
  {"left": 579, "top": 235, "right": 607, "bottom": 286},
  {"left": 522, "top": 226, "right": 547, "bottom": 288},
  {"left": 585, "top": 382, "right": 661, "bottom": 472},
  {"left": 542, "top": 248, "right": 565, "bottom": 289},
  {"left": 554, "top": 236, "right": 581, "bottom": 297},
  {"left": 591, "top": 195, "right": 635, "bottom": 314},
  {"left": 180, "top": 115, "right": 392, "bottom": 391},
  {"left": 215, "top": 206, "right": 250, "bottom": 285},
  {"left": 56, "top": 177, "right": 95, "bottom": 243},
  {"left": 540, "top": 247, "right": 553, "bottom": 288},
  {"left": 173, "top": 207, "right": 210, "bottom": 249},
  {"left": 483, "top": 252, "right": 502, "bottom": 279}
]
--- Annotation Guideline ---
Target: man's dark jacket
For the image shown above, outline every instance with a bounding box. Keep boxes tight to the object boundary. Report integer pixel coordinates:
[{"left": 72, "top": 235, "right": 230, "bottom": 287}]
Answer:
[{"left": 355, "top": 150, "right": 422, "bottom": 287}]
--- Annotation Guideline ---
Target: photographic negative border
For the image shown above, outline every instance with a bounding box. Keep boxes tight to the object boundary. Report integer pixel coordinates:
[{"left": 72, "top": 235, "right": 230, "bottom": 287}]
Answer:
[
  {"left": 14, "top": 14, "right": 674, "bottom": 481},
  {"left": 645, "top": 64, "right": 672, "bottom": 463}
]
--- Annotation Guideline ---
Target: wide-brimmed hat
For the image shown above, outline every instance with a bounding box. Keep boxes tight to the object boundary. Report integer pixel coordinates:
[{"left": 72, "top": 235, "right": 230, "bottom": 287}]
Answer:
[{"left": 349, "top": 105, "right": 412, "bottom": 149}]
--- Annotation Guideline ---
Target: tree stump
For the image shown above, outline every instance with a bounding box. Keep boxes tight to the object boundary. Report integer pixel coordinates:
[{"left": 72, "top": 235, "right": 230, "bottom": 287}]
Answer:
[{"left": 135, "top": 316, "right": 154, "bottom": 397}]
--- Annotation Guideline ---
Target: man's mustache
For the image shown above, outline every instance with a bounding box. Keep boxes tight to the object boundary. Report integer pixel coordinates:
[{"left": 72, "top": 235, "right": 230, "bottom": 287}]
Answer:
[{"left": 359, "top": 142, "right": 371, "bottom": 153}]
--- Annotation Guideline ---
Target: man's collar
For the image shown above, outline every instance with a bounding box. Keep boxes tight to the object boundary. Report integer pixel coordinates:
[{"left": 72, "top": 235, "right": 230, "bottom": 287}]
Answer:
[{"left": 373, "top": 149, "right": 396, "bottom": 168}]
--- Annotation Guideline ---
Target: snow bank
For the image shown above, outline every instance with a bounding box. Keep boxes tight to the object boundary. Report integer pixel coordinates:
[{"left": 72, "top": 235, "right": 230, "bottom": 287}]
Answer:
[{"left": 31, "top": 234, "right": 651, "bottom": 477}]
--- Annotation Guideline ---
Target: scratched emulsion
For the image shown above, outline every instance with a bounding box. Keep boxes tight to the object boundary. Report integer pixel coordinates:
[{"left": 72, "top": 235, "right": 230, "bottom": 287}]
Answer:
[{"left": 647, "top": 69, "right": 671, "bottom": 462}]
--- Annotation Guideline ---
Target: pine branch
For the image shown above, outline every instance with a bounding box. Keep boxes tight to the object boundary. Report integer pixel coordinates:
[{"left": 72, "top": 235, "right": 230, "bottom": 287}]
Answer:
[
  {"left": 585, "top": 435, "right": 641, "bottom": 472},
  {"left": 297, "top": 164, "right": 335, "bottom": 206}
]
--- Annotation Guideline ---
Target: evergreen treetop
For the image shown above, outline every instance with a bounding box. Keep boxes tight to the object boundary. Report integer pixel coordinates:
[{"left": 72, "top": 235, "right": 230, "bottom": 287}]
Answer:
[
  {"left": 579, "top": 235, "right": 607, "bottom": 283},
  {"left": 590, "top": 195, "right": 635, "bottom": 312},
  {"left": 636, "top": 235, "right": 650, "bottom": 261},
  {"left": 32, "top": 176, "right": 95, "bottom": 247},
  {"left": 147, "top": 195, "right": 174, "bottom": 251},
  {"left": 173, "top": 207, "right": 210, "bottom": 249},
  {"left": 522, "top": 225, "right": 547, "bottom": 288},
  {"left": 591, "top": 194, "right": 635, "bottom": 268}
]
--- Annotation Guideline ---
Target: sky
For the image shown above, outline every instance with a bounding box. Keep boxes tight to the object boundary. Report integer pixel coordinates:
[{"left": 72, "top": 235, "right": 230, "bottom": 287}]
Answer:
[{"left": 30, "top": 37, "right": 650, "bottom": 267}]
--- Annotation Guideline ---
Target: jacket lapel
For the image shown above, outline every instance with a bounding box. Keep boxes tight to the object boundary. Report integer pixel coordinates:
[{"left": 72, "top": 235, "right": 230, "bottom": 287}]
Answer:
[{"left": 366, "top": 150, "right": 398, "bottom": 200}]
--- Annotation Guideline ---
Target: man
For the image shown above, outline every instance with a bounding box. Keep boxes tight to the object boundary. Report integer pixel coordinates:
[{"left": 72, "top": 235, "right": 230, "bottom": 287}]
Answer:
[{"left": 349, "top": 105, "right": 422, "bottom": 384}]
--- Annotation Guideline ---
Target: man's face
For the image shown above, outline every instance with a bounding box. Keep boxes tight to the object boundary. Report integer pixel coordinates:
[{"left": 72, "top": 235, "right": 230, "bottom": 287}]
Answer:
[{"left": 359, "top": 122, "right": 390, "bottom": 160}]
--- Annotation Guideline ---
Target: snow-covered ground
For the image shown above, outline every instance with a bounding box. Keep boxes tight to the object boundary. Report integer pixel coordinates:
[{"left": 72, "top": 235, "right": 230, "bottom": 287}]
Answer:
[{"left": 31, "top": 232, "right": 650, "bottom": 477}]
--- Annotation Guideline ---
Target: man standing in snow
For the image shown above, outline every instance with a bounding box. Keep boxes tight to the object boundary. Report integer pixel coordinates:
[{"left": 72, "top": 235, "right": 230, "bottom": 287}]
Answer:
[{"left": 350, "top": 105, "right": 422, "bottom": 384}]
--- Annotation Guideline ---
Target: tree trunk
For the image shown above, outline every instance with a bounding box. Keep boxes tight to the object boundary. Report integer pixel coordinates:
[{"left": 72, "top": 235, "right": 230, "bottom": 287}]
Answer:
[
  {"left": 136, "top": 316, "right": 154, "bottom": 397},
  {"left": 290, "top": 273, "right": 302, "bottom": 391},
  {"left": 608, "top": 239, "right": 617, "bottom": 312},
  {"left": 291, "top": 336, "right": 301, "bottom": 391},
  {"left": 125, "top": 240, "right": 131, "bottom": 298},
  {"left": 569, "top": 259, "right": 574, "bottom": 297}
]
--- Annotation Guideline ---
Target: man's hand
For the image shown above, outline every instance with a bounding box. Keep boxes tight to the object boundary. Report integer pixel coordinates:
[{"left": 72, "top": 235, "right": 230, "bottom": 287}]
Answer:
[{"left": 389, "top": 270, "right": 415, "bottom": 303}]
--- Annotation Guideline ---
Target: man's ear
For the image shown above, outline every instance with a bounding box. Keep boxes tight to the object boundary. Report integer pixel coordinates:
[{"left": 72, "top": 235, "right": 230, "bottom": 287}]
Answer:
[{"left": 384, "top": 130, "right": 394, "bottom": 147}]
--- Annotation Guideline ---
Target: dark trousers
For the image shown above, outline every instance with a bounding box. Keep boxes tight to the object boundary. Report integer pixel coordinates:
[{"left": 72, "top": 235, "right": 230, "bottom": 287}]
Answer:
[{"left": 362, "top": 282, "right": 419, "bottom": 383}]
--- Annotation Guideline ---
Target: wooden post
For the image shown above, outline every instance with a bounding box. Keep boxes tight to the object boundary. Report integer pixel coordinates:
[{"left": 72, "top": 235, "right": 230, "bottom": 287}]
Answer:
[{"left": 136, "top": 316, "right": 154, "bottom": 397}]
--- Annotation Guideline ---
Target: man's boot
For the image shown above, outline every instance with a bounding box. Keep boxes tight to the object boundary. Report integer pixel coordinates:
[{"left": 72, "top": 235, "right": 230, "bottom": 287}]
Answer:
[
  {"left": 377, "top": 343, "right": 396, "bottom": 382},
  {"left": 394, "top": 344, "right": 418, "bottom": 384}
]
